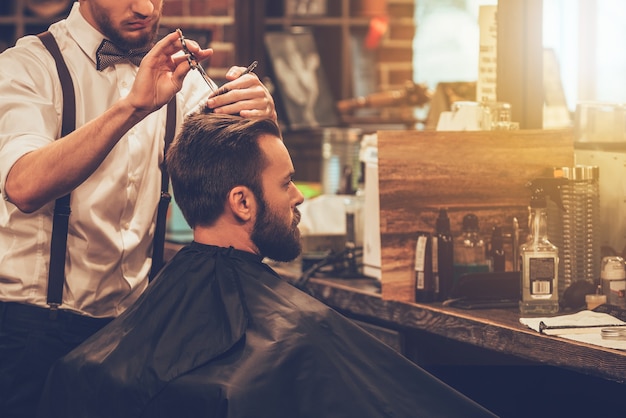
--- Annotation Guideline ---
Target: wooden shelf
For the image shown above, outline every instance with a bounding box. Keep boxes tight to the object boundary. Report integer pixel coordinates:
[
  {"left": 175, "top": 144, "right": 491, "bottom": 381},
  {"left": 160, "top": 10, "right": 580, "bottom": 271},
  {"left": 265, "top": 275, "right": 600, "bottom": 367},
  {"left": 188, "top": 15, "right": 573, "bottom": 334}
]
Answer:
[
  {"left": 265, "top": 16, "right": 371, "bottom": 27},
  {"left": 0, "top": 0, "right": 71, "bottom": 51},
  {"left": 262, "top": 0, "right": 373, "bottom": 102}
]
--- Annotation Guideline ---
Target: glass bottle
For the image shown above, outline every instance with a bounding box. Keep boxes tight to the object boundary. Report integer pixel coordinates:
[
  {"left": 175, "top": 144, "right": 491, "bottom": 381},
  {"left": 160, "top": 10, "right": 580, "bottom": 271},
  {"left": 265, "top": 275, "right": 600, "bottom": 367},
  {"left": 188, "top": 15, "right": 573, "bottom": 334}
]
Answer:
[
  {"left": 453, "top": 214, "right": 489, "bottom": 286},
  {"left": 434, "top": 208, "right": 454, "bottom": 301},
  {"left": 519, "top": 184, "right": 560, "bottom": 315},
  {"left": 489, "top": 225, "right": 506, "bottom": 273}
]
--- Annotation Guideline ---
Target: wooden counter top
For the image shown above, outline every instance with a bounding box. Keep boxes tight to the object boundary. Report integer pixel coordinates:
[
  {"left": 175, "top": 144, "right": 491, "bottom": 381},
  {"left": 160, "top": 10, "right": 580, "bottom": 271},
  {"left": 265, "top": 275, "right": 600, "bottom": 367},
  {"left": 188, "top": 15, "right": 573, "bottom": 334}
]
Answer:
[{"left": 297, "top": 275, "right": 626, "bottom": 385}]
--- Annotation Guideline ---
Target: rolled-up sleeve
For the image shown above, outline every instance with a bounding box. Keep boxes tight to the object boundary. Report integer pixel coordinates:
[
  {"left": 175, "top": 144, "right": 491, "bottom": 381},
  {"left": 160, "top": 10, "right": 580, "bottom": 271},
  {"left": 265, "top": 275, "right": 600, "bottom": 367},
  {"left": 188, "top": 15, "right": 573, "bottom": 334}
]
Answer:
[{"left": 0, "top": 38, "right": 62, "bottom": 198}]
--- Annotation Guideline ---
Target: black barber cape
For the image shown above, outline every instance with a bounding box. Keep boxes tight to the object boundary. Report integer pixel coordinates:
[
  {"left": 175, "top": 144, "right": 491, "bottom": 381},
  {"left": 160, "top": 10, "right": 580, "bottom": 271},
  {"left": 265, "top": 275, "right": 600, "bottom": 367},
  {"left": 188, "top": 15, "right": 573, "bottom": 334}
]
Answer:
[{"left": 38, "top": 243, "right": 496, "bottom": 418}]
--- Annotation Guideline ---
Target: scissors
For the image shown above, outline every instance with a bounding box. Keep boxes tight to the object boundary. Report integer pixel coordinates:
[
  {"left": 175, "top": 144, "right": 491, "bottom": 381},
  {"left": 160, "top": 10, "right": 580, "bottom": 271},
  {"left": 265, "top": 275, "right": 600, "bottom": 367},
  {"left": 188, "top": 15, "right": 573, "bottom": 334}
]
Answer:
[{"left": 176, "top": 28, "right": 218, "bottom": 93}]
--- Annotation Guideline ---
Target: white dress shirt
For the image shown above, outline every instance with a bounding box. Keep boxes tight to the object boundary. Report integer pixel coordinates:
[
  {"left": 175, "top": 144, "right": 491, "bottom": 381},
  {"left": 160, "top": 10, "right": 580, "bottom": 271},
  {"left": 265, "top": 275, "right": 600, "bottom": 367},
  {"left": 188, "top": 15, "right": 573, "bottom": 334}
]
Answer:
[{"left": 0, "top": 3, "right": 210, "bottom": 317}]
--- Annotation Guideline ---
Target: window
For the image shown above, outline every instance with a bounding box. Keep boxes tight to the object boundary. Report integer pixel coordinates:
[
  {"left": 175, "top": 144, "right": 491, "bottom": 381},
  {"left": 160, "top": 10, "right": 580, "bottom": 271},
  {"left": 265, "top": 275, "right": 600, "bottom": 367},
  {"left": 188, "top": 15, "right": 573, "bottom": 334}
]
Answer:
[
  {"left": 544, "top": 0, "right": 626, "bottom": 110},
  {"left": 412, "top": 0, "right": 498, "bottom": 90}
]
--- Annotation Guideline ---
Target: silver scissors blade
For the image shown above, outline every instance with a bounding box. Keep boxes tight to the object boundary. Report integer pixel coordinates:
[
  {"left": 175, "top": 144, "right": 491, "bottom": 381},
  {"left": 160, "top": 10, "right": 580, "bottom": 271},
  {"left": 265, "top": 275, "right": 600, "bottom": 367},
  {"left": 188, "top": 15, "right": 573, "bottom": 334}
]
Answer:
[{"left": 176, "top": 28, "right": 217, "bottom": 93}]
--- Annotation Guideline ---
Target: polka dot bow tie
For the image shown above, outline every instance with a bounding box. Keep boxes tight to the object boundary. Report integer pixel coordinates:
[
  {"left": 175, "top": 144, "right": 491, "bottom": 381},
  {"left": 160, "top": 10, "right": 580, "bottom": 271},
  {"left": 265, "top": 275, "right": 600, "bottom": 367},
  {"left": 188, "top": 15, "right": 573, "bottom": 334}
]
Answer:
[{"left": 95, "top": 39, "right": 150, "bottom": 71}]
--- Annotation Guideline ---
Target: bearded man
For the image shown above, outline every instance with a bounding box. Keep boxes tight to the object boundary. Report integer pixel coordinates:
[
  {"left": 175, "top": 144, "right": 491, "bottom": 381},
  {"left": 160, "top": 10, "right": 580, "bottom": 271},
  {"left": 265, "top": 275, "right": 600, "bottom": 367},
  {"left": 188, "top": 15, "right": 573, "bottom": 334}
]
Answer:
[{"left": 37, "top": 112, "right": 496, "bottom": 418}]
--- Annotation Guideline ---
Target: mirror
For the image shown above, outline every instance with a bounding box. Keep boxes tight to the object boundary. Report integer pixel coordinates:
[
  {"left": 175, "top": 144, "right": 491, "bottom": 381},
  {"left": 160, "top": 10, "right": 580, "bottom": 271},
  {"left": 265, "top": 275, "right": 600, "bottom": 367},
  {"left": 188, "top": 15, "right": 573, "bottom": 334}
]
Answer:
[{"left": 412, "top": 0, "right": 626, "bottom": 129}]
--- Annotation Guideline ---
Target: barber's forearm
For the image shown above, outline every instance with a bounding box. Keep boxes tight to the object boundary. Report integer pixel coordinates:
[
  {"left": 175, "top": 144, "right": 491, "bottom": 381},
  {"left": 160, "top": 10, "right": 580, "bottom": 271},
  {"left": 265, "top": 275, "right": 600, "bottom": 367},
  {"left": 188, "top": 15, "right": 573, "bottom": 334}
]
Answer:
[{"left": 5, "top": 98, "right": 150, "bottom": 213}]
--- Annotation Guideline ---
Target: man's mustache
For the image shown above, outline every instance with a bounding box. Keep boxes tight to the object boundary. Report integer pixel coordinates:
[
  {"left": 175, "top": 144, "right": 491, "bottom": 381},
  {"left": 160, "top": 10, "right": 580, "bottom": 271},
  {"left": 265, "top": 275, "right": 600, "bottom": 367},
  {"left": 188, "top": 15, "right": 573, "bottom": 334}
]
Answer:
[{"left": 293, "top": 208, "right": 301, "bottom": 226}]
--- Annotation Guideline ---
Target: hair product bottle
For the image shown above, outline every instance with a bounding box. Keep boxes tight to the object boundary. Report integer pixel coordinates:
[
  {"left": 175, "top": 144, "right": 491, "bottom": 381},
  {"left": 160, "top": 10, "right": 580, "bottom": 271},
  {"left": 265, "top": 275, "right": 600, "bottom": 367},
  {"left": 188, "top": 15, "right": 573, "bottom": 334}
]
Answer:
[
  {"left": 453, "top": 213, "right": 489, "bottom": 286},
  {"left": 519, "top": 178, "right": 567, "bottom": 315},
  {"left": 490, "top": 225, "right": 506, "bottom": 273},
  {"left": 434, "top": 208, "right": 454, "bottom": 301}
]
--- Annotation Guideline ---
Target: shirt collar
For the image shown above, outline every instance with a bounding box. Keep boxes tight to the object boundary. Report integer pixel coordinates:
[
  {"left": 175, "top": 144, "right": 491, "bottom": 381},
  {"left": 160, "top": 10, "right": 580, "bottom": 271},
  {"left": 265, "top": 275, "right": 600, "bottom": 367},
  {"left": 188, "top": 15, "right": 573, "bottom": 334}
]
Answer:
[{"left": 65, "top": 2, "right": 110, "bottom": 69}]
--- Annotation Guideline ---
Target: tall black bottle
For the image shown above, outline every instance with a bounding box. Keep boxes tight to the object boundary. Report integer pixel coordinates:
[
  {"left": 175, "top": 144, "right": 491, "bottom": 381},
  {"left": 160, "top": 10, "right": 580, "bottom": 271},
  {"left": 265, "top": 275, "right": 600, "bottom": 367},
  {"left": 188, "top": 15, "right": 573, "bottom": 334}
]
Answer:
[
  {"left": 490, "top": 225, "right": 506, "bottom": 273},
  {"left": 434, "top": 208, "right": 454, "bottom": 301}
]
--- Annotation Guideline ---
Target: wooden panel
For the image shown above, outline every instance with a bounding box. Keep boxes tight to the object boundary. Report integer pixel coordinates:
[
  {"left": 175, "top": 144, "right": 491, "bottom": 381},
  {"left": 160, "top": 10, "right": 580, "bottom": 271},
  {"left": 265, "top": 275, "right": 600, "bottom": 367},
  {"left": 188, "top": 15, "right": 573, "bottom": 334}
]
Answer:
[{"left": 377, "top": 129, "right": 575, "bottom": 302}]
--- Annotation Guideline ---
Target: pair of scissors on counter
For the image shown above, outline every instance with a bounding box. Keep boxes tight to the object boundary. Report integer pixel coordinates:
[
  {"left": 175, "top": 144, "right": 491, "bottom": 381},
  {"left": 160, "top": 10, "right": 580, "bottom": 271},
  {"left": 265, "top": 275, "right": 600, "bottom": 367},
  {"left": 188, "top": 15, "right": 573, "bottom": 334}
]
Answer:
[{"left": 176, "top": 28, "right": 257, "bottom": 94}]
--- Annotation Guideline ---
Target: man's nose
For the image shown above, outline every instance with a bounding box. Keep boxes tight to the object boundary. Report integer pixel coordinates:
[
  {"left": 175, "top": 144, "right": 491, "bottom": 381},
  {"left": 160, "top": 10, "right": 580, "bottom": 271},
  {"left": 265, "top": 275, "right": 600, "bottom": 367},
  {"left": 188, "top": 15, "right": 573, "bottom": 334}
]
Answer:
[
  {"left": 293, "top": 186, "right": 305, "bottom": 206},
  {"left": 131, "top": 0, "right": 156, "bottom": 18}
]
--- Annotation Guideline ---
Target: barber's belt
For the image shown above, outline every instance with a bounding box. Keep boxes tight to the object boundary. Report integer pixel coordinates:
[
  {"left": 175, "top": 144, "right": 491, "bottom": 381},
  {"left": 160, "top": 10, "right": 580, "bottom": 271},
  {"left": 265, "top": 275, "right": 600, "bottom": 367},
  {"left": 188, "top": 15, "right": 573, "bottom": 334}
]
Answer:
[{"left": 0, "top": 301, "right": 113, "bottom": 329}]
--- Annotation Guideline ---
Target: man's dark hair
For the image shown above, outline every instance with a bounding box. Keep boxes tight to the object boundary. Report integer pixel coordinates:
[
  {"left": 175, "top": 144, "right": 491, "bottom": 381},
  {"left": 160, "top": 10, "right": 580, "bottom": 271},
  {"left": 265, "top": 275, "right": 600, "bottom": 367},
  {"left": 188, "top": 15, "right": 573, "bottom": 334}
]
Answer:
[{"left": 166, "top": 109, "right": 282, "bottom": 228}]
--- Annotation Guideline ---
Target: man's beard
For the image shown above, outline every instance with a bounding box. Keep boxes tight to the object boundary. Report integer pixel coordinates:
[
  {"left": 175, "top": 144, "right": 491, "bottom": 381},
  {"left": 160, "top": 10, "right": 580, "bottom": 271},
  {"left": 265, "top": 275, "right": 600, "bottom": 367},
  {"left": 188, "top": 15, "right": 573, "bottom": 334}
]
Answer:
[
  {"left": 251, "top": 197, "right": 302, "bottom": 262},
  {"left": 90, "top": 4, "right": 160, "bottom": 50}
]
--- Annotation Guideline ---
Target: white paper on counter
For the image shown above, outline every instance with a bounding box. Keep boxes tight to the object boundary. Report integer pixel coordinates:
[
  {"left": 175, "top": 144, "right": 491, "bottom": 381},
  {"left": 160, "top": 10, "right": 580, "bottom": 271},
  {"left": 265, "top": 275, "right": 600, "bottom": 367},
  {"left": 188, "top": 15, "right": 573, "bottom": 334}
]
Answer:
[
  {"left": 558, "top": 332, "right": 626, "bottom": 351},
  {"left": 520, "top": 310, "right": 626, "bottom": 350}
]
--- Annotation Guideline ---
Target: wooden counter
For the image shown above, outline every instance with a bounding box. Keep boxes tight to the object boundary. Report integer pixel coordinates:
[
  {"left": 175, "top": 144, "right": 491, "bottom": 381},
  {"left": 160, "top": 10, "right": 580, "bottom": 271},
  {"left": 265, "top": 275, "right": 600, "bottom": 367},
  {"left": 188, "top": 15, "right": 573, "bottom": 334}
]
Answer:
[
  {"left": 298, "top": 275, "right": 626, "bottom": 416},
  {"left": 298, "top": 275, "right": 626, "bottom": 384}
]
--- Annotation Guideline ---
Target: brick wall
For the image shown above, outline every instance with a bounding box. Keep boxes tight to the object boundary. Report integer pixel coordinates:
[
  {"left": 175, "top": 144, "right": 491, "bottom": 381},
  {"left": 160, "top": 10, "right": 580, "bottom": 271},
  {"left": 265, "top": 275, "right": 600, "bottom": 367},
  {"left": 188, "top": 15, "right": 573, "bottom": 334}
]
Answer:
[
  {"left": 378, "top": 0, "right": 415, "bottom": 92},
  {"left": 163, "top": 0, "right": 415, "bottom": 93},
  {"left": 162, "top": 0, "right": 236, "bottom": 84}
]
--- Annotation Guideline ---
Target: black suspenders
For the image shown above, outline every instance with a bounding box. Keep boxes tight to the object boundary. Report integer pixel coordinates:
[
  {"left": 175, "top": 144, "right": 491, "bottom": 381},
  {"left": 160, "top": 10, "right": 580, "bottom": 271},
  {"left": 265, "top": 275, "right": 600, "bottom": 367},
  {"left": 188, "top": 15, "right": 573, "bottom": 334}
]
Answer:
[{"left": 37, "top": 31, "right": 176, "bottom": 313}]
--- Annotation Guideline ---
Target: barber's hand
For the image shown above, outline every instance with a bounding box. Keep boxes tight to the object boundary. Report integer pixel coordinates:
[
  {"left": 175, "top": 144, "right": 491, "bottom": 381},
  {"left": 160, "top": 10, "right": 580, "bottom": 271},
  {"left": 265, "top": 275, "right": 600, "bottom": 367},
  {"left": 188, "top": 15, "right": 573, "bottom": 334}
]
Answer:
[
  {"left": 207, "top": 66, "right": 277, "bottom": 121},
  {"left": 127, "top": 31, "right": 213, "bottom": 114}
]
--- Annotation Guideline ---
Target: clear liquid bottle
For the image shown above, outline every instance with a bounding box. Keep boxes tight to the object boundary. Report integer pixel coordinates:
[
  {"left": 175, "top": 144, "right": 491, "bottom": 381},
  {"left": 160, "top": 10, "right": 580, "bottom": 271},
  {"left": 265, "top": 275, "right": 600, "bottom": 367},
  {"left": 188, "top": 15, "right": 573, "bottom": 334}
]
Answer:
[{"left": 519, "top": 179, "right": 566, "bottom": 315}]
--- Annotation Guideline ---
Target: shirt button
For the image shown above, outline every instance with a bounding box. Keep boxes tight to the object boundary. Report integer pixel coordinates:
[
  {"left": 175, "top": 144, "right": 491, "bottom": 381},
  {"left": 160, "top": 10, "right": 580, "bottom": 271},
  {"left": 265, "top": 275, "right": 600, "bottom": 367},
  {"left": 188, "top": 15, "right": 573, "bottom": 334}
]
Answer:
[{"left": 124, "top": 223, "right": 130, "bottom": 229}]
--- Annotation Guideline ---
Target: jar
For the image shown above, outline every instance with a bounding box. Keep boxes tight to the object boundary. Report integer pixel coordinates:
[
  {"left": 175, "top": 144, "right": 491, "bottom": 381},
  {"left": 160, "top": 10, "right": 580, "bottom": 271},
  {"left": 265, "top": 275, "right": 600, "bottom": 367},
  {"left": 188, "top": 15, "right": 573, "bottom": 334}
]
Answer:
[{"left": 601, "top": 256, "right": 626, "bottom": 308}]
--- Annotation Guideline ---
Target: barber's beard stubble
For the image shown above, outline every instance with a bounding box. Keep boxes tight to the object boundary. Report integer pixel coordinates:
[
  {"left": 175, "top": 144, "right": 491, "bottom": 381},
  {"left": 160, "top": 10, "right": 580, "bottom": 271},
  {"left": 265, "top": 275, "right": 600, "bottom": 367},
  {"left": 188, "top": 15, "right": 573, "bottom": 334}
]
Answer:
[
  {"left": 91, "top": 3, "right": 161, "bottom": 50},
  {"left": 251, "top": 197, "right": 302, "bottom": 263}
]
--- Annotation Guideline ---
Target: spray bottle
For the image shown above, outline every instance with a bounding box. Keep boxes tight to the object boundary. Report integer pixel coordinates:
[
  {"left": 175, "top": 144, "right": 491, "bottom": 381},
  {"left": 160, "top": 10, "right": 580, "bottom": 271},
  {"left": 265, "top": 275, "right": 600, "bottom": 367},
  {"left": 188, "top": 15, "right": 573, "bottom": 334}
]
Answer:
[{"left": 519, "top": 178, "right": 567, "bottom": 315}]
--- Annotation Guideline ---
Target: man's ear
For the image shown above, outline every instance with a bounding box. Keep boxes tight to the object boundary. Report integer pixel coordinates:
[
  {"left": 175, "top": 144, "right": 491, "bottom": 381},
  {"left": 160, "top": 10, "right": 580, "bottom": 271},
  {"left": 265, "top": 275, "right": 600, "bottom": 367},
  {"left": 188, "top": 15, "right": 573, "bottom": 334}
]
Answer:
[{"left": 228, "top": 185, "right": 255, "bottom": 222}]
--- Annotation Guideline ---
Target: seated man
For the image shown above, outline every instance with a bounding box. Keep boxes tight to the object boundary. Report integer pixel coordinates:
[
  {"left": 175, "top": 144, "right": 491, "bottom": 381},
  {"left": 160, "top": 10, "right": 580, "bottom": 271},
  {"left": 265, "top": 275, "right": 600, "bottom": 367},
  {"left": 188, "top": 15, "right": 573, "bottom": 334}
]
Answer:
[{"left": 38, "top": 111, "right": 495, "bottom": 418}]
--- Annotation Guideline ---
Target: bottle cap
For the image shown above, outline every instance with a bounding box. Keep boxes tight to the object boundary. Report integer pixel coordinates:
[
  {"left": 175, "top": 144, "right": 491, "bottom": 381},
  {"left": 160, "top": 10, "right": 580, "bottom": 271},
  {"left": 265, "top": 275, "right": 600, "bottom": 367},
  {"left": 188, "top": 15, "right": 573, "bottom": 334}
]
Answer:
[
  {"left": 462, "top": 213, "right": 479, "bottom": 231},
  {"left": 601, "top": 256, "right": 626, "bottom": 280},
  {"left": 436, "top": 208, "right": 450, "bottom": 232}
]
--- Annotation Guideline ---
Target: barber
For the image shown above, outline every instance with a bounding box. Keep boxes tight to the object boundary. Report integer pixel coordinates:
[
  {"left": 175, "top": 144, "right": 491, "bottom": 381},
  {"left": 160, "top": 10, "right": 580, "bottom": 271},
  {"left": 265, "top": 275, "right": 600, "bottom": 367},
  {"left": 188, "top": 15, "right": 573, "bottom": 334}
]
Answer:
[{"left": 0, "top": 1, "right": 276, "bottom": 417}]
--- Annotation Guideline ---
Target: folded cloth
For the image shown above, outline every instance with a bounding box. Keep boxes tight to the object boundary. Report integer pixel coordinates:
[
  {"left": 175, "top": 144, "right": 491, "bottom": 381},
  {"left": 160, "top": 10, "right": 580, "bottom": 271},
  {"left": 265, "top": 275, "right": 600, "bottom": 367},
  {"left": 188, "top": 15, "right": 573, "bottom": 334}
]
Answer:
[{"left": 520, "top": 310, "right": 626, "bottom": 335}]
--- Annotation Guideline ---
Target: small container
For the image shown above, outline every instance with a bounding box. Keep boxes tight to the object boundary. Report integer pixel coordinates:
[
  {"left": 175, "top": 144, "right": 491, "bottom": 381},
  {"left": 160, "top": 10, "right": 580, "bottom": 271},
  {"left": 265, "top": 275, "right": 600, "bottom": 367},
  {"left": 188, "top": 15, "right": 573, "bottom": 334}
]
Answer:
[
  {"left": 601, "top": 256, "right": 626, "bottom": 308},
  {"left": 600, "top": 327, "right": 626, "bottom": 340},
  {"left": 484, "top": 101, "right": 514, "bottom": 130},
  {"left": 585, "top": 293, "right": 607, "bottom": 310}
]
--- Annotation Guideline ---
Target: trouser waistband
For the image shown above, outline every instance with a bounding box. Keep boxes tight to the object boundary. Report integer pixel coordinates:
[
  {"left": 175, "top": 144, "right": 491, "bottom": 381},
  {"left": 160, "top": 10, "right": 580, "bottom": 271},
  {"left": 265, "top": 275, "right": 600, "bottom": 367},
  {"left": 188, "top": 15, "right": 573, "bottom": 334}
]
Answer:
[{"left": 0, "top": 301, "right": 113, "bottom": 331}]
